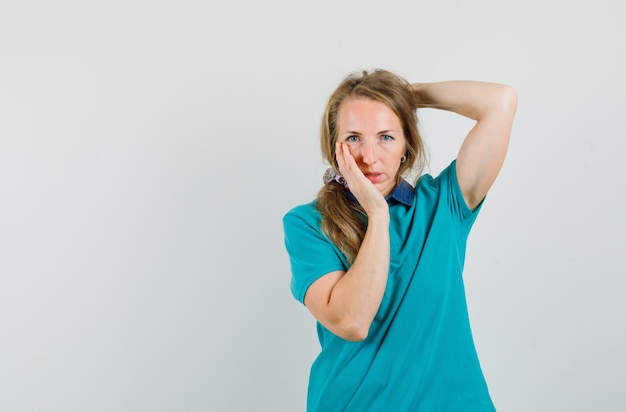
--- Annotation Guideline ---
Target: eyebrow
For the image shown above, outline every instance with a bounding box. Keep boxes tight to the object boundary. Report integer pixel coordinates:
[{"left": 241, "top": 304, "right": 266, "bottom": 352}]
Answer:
[{"left": 341, "top": 130, "right": 397, "bottom": 135}]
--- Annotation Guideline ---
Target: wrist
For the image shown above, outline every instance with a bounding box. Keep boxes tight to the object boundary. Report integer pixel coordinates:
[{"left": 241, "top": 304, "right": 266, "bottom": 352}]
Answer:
[
  {"left": 365, "top": 207, "right": 390, "bottom": 224},
  {"left": 410, "top": 83, "right": 429, "bottom": 108}
]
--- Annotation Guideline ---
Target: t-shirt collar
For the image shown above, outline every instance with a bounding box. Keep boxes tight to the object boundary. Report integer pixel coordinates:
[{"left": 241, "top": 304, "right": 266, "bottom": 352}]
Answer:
[
  {"left": 347, "top": 179, "right": 414, "bottom": 207},
  {"left": 387, "top": 179, "right": 414, "bottom": 206}
]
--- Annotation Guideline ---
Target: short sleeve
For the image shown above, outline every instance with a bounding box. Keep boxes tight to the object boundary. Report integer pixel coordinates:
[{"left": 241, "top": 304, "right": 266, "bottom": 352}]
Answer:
[
  {"left": 283, "top": 203, "right": 348, "bottom": 304},
  {"left": 440, "top": 160, "right": 484, "bottom": 228}
]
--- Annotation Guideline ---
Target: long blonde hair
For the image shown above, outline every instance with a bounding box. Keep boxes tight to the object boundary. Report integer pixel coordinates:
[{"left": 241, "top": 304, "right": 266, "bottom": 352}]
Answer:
[{"left": 317, "top": 69, "right": 427, "bottom": 263}]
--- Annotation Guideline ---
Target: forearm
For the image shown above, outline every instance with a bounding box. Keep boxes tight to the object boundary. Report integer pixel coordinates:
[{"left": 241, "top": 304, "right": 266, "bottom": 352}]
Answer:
[
  {"left": 326, "top": 212, "right": 390, "bottom": 340},
  {"left": 411, "top": 81, "right": 517, "bottom": 121}
]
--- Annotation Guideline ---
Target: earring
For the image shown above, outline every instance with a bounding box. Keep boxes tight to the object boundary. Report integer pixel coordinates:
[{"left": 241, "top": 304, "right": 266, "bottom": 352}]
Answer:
[{"left": 400, "top": 155, "right": 407, "bottom": 163}]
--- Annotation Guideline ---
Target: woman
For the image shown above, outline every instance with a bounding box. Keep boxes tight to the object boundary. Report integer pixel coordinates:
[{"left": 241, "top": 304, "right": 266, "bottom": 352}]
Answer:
[{"left": 283, "top": 69, "right": 517, "bottom": 411}]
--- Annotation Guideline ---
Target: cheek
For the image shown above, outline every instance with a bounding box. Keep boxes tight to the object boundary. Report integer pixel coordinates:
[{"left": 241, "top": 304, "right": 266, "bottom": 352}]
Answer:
[
  {"left": 345, "top": 144, "right": 363, "bottom": 159},
  {"left": 392, "top": 158, "right": 403, "bottom": 172},
  {"left": 389, "top": 150, "right": 405, "bottom": 172}
]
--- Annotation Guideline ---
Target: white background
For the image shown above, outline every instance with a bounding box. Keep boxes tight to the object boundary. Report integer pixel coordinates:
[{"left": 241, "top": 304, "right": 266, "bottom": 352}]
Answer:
[{"left": 1, "top": 1, "right": 624, "bottom": 411}]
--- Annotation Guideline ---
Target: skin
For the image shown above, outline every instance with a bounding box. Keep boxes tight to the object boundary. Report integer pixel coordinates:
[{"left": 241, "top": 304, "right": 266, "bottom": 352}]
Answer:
[
  {"left": 412, "top": 81, "right": 518, "bottom": 209},
  {"left": 336, "top": 97, "right": 407, "bottom": 200},
  {"left": 304, "top": 98, "right": 403, "bottom": 341},
  {"left": 305, "top": 81, "right": 517, "bottom": 342}
]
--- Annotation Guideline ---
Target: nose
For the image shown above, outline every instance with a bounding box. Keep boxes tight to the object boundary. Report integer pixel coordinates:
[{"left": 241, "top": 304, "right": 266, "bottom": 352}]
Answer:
[{"left": 360, "top": 140, "right": 378, "bottom": 165}]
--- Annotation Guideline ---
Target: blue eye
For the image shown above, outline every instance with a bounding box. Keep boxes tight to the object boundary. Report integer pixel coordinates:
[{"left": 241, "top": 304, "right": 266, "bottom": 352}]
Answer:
[
  {"left": 381, "top": 134, "right": 394, "bottom": 141},
  {"left": 346, "top": 135, "right": 359, "bottom": 142}
]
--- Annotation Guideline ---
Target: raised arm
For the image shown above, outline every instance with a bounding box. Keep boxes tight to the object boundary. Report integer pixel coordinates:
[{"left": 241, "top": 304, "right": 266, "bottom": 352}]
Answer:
[{"left": 411, "top": 81, "right": 517, "bottom": 209}]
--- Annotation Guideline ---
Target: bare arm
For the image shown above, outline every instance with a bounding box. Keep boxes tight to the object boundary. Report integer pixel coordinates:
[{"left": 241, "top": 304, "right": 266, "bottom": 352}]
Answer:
[
  {"left": 411, "top": 81, "right": 518, "bottom": 209},
  {"left": 304, "top": 143, "right": 389, "bottom": 342}
]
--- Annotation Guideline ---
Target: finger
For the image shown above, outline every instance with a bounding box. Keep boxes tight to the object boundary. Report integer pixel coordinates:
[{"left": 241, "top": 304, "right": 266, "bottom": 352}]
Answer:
[
  {"left": 338, "top": 146, "right": 366, "bottom": 190},
  {"left": 335, "top": 143, "right": 343, "bottom": 171},
  {"left": 336, "top": 142, "right": 350, "bottom": 171},
  {"left": 340, "top": 144, "right": 359, "bottom": 175},
  {"left": 338, "top": 143, "right": 349, "bottom": 163},
  {"left": 335, "top": 142, "right": 342, "bottom": 160}
]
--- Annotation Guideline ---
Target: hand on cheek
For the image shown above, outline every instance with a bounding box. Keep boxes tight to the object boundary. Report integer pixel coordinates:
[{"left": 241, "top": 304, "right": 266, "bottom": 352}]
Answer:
[
  {"left": 335, "top": 143, "right": 387, "bottom": 214},
  {"left": 336, "top": 143, "right": 362, "bottom": 182}
]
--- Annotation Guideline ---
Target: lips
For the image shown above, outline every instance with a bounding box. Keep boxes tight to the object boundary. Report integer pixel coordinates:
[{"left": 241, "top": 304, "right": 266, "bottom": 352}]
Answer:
[{"left": 364, "top": 172, "right": 383, "bottom": 183}]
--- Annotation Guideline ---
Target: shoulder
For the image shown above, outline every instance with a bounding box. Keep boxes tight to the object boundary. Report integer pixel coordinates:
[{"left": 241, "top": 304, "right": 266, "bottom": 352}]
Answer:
[
  {"left": 283, "top": 199, "right": 320, "bottom": 225},
  {"left": 415, "top": 160, "right": 458, "bottom": 194},
  {"left": 419, "top": 160, "right": 483, "bottom": 224},
  {"left": 283, "top": 199, "right": 326, "bottom": 240}
]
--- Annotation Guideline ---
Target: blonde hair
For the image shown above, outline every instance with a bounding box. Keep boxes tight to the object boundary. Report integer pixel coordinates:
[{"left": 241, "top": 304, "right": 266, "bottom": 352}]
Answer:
[{"left": 317, "top": 69, "right": 427, "bottom": 263}]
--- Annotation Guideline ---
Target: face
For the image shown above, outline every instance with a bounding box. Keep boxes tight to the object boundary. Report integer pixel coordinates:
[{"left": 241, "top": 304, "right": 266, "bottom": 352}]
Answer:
[{"left": 336, "top": 98, "right": 407, "bottom": 197}]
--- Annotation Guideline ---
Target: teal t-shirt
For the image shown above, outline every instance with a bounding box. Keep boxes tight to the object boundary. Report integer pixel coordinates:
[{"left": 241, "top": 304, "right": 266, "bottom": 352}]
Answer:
[{"left": 283, "top": 160, "right": 495, "bottom": 412}]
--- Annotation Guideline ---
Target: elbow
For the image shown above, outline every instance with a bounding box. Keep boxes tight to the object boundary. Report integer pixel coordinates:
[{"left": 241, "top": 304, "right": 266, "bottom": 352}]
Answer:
[
  {"left": 499, "top": 84, "right": 518, "bottom": 114},
  {"left": 335, "top": 319, "right": 371, "bottom": 342},
  {"left": 343, "top": 329, "right": 369, "bottom": 343},
  {"left": 474, "top": 84, "right": 518, "bottom": 121}
]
